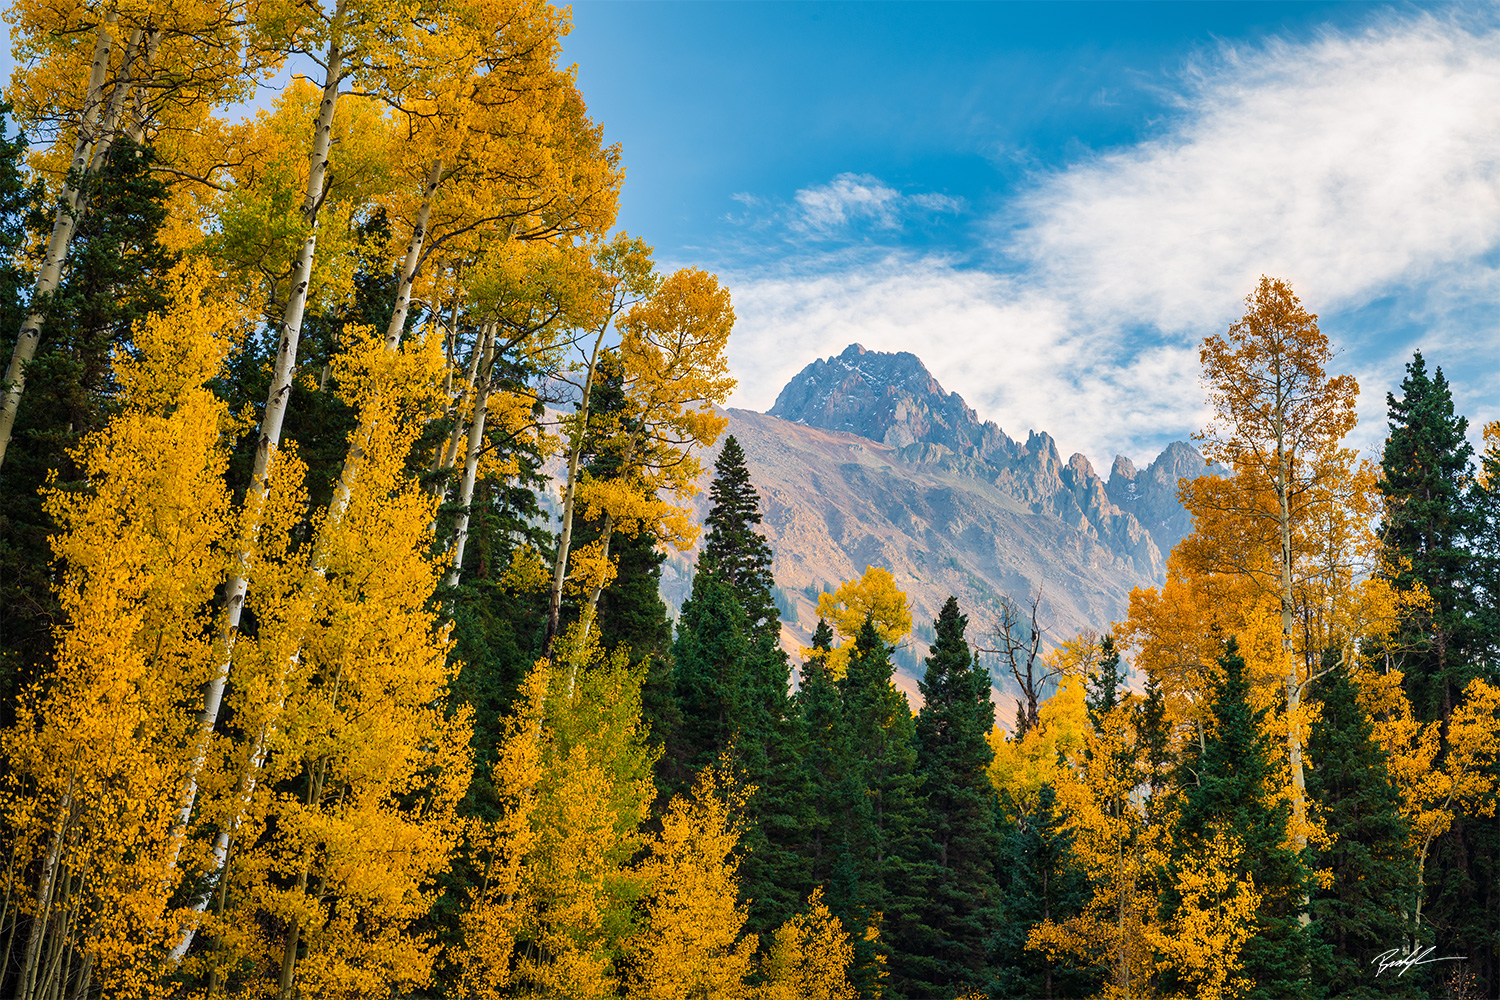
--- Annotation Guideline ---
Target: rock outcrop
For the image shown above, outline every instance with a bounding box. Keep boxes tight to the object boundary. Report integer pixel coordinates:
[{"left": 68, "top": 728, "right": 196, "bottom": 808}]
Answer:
[{"left": 660, "top": 344, "right": 1218, "bottom": 704}]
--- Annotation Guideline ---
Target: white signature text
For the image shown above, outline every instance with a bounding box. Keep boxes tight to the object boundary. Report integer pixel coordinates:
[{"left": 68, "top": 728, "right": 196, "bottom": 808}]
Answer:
[{"left": 1372, "top": 945, "right": 1461, "bottom": 978}]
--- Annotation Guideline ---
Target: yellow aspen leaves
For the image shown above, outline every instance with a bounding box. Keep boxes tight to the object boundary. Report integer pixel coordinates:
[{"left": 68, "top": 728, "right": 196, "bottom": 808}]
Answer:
[
  {"left": 1149, "top": 828, "right": 1260, "bottom": 1000},
  {"left": 806, "top": 565, "right": 914, "bottom": 678},
  {"left": 757, "top": 888, "right": 858, "bottom": 1000},
  {"left": 626, "top": 765, "right": 758, "bottom": 1000},
  {"left": 1, "top": 261, "right": 248, "bottom": 992}
]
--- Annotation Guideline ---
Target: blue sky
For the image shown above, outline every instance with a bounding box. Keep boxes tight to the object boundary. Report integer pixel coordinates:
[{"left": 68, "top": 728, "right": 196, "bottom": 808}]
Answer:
[{"left": 562, "top": 2, "right": 1500, "bottom": 470}]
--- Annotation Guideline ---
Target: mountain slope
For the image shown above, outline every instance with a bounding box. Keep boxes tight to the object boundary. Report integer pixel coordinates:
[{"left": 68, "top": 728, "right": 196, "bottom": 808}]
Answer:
[{"left": 661, "top": 344, "right": 1217, "bottom": 702}]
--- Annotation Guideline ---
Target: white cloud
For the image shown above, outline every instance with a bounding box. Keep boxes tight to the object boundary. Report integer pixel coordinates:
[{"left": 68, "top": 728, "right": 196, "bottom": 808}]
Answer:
[
  {"left": 791, "top": 173, "right": 967, "bottom": 234},
  {"left": 724, "top": 254, "right": 1209, "bottom": 470},
  {"left": 726, "top": 13, "right": 1500, "bottom": 468},
  {"left": 1012, "top": 14, "right": 1500, "bottom": 334},
  {"left": 794, "top": 173, "right": 902, "bottom": 230}
]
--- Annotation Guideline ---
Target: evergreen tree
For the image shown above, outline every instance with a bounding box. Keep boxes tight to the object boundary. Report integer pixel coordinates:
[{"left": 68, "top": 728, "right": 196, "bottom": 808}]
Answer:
[
  {"left": 671, "top": 431, "right": 812, "bottom": 938},
  {"left": 668, "top": 572, "right": 748, "bottom": 781},
  {"left": 1379, "top": 353, "right": 1500, "bottom": 994},
  {"left": 1165, "top": 638, "right": 1321, "bottom": 1000},
  {"left": 733, "top": 625, "right": 814, "bottom": 941},
  {"left": 699, "top": 434, "right": 779, "bottom": 643},
  {"left": 831, "top": 619, "right": 925, "bottom": 998},
  {"left": 991, "top": 783, "right": 1094, "bottom": 1000},
  {"left": 1135, "top": 670, "right": 1173, "bottom": 825},
  {"left": 794, "top": 620, "right": 843, "bottom": 889},
  {"left": 910, "top": 596, "right": 1001, "bottom": 997},
  {"left": 1306, "top": 656, "right": 1422, "bottom": 999},
  {"left": 1378, "top": 350, "right": 1478, "bottom": 722},
  {"left": 1085, "top": 634, "right": 1123, "bottom": 728}
]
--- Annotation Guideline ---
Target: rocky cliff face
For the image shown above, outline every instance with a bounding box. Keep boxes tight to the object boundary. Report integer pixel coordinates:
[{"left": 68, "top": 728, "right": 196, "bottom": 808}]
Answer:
[
  {"left": 661, "top": 344, "right": 1217, "bottom": 705},
  {"left": 768, "top": 344, "right": 1211, "bottom": 579}
]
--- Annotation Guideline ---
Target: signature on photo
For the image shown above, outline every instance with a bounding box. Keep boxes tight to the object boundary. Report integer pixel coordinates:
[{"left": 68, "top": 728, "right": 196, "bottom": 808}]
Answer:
[{"left": 1372, "top": 945, "right": 1462, "bottom": 978}]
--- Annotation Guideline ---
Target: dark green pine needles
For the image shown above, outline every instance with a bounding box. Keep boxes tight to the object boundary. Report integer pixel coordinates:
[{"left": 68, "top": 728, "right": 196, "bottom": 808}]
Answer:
[
  {"left": 1307, "top": 655, "right": 1422, "bottom": 1000},
  {"left": 1378, "top": 350, "right": 1478, "bottom": 722},
  {"left": 1165, "top": 637, "right": 1323, "bottom": 1000},
  {"left": 904, "top": 597, "right": 1002, "bottom": 998}
]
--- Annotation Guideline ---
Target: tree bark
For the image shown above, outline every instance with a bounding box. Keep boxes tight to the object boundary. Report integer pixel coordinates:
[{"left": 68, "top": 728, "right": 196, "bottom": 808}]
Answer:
[
  {"left": 0, "top": 17, "right": 118, "bottom": 471},
  {"left": 544, "top": 324, "right": 610, "bottom": 646},
  {"left": 445, "top": 321, "right": 496, "bottom": 588},
  {"left": 168, "top": 5, "right": 346, "bottom": 884}
]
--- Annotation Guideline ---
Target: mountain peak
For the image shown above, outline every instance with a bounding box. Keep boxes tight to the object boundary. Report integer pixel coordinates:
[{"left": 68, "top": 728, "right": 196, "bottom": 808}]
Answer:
[{"left": 768, "top": 344, "right": 1016, "bottom": 459}]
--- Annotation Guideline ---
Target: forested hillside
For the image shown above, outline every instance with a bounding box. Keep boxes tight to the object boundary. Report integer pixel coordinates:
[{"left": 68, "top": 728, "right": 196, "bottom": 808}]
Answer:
[{"left": 0, "top": 3, "right": 1497, "bottom": 999}]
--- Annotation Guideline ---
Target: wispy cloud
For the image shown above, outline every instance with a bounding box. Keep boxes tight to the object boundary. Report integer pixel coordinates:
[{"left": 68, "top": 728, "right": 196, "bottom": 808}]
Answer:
[
  {"left": 794, "top": 173, "right": 903, "bottom": 230},
  {"left": 725, "top": 12, "right": 1500, "bottom": 468}
]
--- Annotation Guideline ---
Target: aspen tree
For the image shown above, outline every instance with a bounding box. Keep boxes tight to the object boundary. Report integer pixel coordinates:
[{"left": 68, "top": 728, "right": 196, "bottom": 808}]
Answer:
[
  {"left": 1357, "top": 669, "right": 1500, "bottom": 935},
  {"left": 626, "top": 764, "right": 758, "bottom": 999},
  {"left": 1026, "top": 663, "right": 1163, "bottom": 998},
  {"left": 325, "top": 0, "right": 620, "bottom": 542},
  {"left": 440, "top": 239, "right": 583, "bottom": 588},
  {"left": 545, "top": 233, "right": 658, "bottom": 644},
  {"left": 452, "top": 661, "right": 550, "bottom": 1000},
  {"left": 184, "top": 327, "right": 471, "bottom": 998},
  {"left": 175, "top": 0, "right": 466, "bottom": 876},
  {"left": 757, "top": 888, "right": 857, "bottom": 1000},
  {"left": 567, "top": 267, "right": 735, "bottom": 645},
  {"left": 801, "top": 565, "right": 914, "bottom": 679},
  {"left": 0, "top": 0, "right": 261, "bottom": 469},
  {"left": 0, "top": 261, "right": 247, "bottom": 996},
  {"left": 1182, "top": 276, "right": 1375, "bottom": 856}
]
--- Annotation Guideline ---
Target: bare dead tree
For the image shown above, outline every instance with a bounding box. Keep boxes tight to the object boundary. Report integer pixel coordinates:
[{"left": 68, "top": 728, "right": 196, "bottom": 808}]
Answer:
[{"left": 977, "top": 586, "right": 1060, "bottom": 736}]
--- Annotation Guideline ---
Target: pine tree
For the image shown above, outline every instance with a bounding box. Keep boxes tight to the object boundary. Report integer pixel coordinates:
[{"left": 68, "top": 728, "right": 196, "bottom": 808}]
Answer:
[
  {"left": 1378, "top": 351, "right": 1477, "bottom": 722},
  {"left": 837, "top": 619, "right": 924, "bottom": 998},
  {"left": 1306, "top": 656, "right": 1422, "bottom": 999},
  {"left": 699, "top": 435, "right": 779, "bottom": 644},
  {"left": 677, "top": 434, "right": 811, "bottom": 938},
  {"left": 734, "top": 638, "right": 815, "bottom": 940},
  {"left": 991, "top": 783, "right": 1094, "bottom": 1000},
  {"left": 795, "top": 620, "right": 843, "bottom": 890},
  {"left": 1164, "top": 638, "right": 1321, "bottom": 1000},
  {"left": 910, "top": 596, "right": 1001, "bottom": 996},
  {"left": 1379, "top": 353, "right": 1500, "bottom": 994},
  {"left": 1135, "top": 671, "right": 1173, "bottom": 823},
  {"left": 669, "top": 573, "right": 748, "bottom": 782},
  {"left": 1085, "top": 634, "right": 1123, "bottom": 728}
]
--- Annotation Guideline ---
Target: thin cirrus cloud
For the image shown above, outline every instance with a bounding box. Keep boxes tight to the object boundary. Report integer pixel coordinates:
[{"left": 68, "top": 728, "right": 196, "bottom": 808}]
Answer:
[
  {"left": 724, "top": 12, "right": 1500, "bottom": 470},
  {"left": 791, "top": 173, "right": 965, "bottom": 235}
]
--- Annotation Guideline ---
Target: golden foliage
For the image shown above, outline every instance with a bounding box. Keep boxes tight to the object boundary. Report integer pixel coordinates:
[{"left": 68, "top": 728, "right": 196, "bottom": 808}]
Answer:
[
  {"left": 1148, "top": 828, "right": 1260, "bottom": 1000},
  {"left": 757, "top": 888, "right": 857, "bottom": 1000},
  {"left": 1, "top": 261, "right": 248, "bottom": 991},
  {"left": 805, "top": 566, "right": 914, "bottom": 679},
  {"left": 625, "top": 764, "right": 757, "bottom": 1000}
]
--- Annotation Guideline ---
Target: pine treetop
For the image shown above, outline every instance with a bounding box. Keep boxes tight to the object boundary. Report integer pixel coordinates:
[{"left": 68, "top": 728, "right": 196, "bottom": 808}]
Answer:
[{"left": 699, "top": 435, "right": 781, "bottom": 644}]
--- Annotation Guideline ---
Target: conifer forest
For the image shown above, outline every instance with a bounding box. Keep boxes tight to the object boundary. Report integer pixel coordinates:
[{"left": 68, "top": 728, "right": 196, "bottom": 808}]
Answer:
[{"left": 0, "top": 2, "right": 1497, "bottom": 999}]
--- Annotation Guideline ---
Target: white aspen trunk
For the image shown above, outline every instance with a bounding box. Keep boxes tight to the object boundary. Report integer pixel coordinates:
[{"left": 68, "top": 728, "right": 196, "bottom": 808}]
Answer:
[
  {"left": 445, "top": 321, "right": 496, "bottom": 588},
  {"left": 544, "top": 325, "right": 610, "bottom": 645},
  {"left": 575, "top": 432, "right": 639, "bottom": 644},
  {"left": 577, "top": 509, "right": 615, "bottom": 644},
  {"left": 121, "top": 29, "right": 164, "bottom": 147},
  {"left": 1273, "top": 380, "right": 1313, "bottom": 943},
  {"left": 320, "top": 158, "right": 443, "bottom": 533},
  {"left": 1276, "top": 416, "right": 1306, "bottom": 852},
  {"left": 19, "top": 776, "right": 73, "bottom": 1000},
  {"left": 432, "top": 325, "right": 484, "bottom": 486},
  {"left": 167, "top": 14, "right": 346, "bottom": 874},
  {"left": 0, "top": 18, "right": 116, "bottom": 471},
  {"left": 173, "top": 153, "right": 437, "bottom": 963},
  {"left": 166, "top": 726, "right": 271, "bottom": 962}
]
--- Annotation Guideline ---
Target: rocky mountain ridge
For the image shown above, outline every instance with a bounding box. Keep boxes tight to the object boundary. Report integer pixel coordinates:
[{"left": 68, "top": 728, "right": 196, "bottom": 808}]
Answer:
[
  {"left": 660, "top": 344, "right": 1218, "bottom": 704},
  {"left": 768, "top": 343, "right": 1211, "bottom": 579}
]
